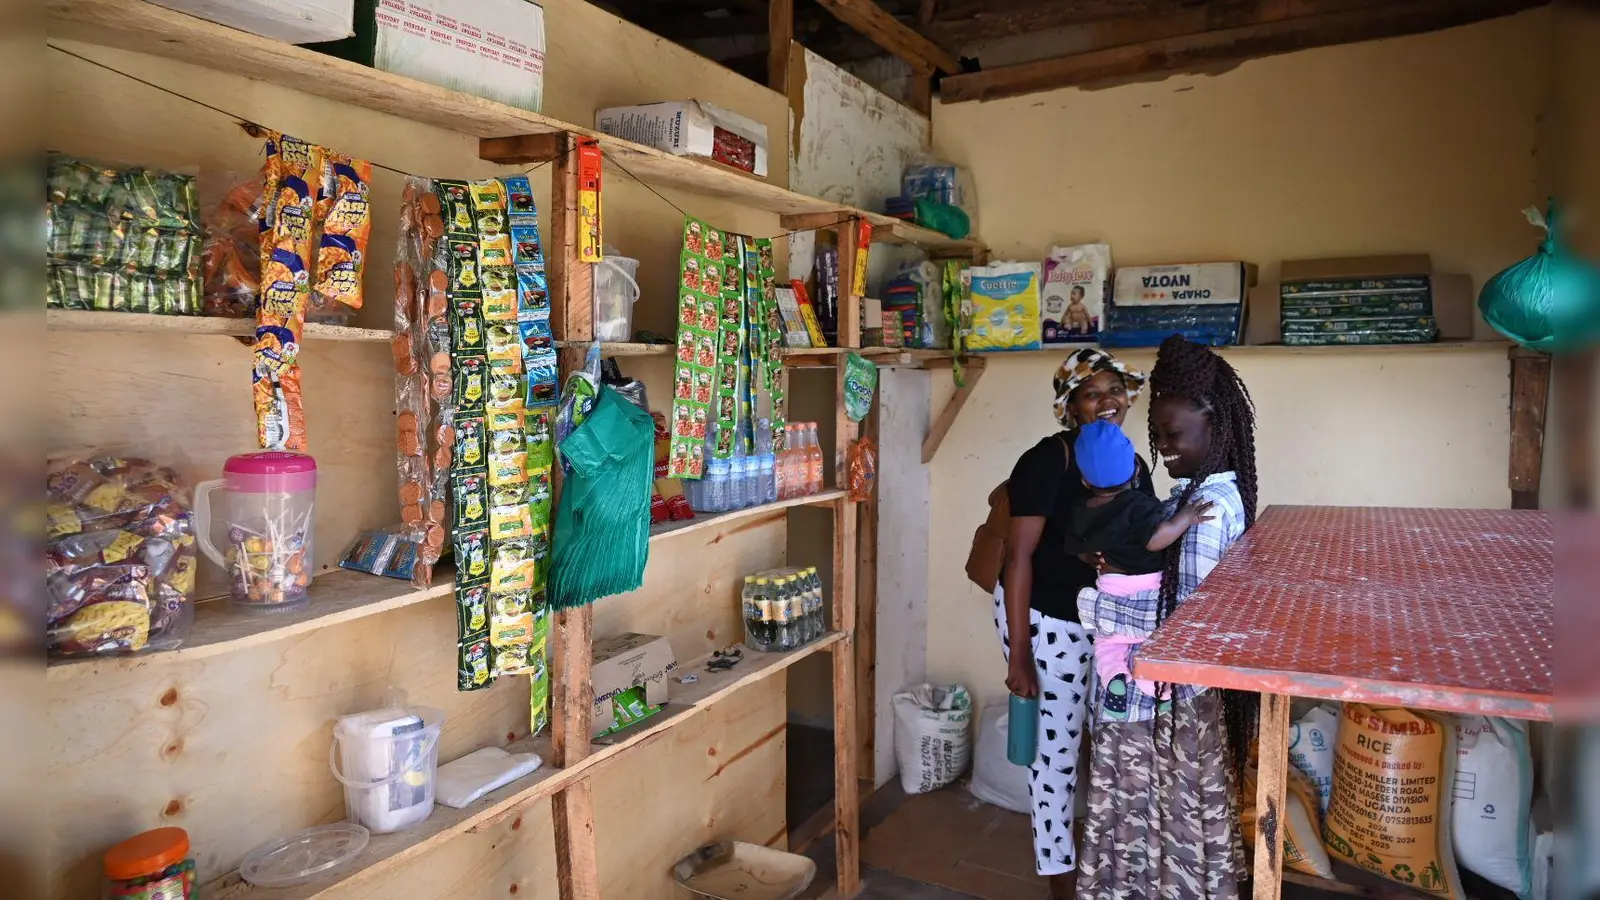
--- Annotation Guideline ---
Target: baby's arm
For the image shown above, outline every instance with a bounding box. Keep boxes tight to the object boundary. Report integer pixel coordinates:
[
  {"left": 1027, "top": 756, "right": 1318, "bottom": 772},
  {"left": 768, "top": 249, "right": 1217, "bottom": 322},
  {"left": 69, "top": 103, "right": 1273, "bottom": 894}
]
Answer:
[{"left": 1145, "top": 499, "right": 1215, "bottom": 551}]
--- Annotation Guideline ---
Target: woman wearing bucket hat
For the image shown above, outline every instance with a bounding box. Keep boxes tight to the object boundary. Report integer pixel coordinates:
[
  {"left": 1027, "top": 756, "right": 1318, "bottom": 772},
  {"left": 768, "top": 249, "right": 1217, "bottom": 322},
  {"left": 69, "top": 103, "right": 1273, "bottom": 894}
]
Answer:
[{"left": 994, "top": 347, "right": 1151, "bottom": 896}]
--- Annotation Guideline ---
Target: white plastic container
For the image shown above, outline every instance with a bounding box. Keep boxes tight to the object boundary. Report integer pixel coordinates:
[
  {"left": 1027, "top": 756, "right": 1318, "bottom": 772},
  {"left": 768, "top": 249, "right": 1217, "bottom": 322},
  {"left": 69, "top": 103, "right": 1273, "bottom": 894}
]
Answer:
[
  {"left": 594, "top": 256, "right": 640, "bottom": 342},
  {"left": 330, "top": 707, "right": 445, "bottom": 835}
]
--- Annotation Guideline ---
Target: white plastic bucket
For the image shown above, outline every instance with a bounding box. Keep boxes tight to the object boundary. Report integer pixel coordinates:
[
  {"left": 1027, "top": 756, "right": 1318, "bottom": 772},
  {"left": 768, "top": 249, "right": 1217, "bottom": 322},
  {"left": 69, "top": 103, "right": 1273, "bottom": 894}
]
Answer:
[
  {"left": 594, "top": 255, "right": 640, "bottom": 342},
  {"left": 330, "top": 706, "right": 445, "bottom": 834}
]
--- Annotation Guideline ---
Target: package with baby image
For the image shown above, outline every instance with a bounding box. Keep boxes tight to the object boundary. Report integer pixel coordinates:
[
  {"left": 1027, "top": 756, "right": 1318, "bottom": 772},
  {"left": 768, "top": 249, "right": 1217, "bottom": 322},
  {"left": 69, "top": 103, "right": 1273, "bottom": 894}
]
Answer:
[{"left": 1041, "top": 244, "right": 1110, "bottom": 345}]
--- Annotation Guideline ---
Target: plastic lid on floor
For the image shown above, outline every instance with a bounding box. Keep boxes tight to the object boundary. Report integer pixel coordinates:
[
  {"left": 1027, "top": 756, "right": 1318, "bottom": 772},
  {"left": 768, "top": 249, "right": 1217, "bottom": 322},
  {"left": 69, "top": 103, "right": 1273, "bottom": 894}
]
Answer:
[{"left": 238, "top": 822, "right": 370, "bottom": 887}]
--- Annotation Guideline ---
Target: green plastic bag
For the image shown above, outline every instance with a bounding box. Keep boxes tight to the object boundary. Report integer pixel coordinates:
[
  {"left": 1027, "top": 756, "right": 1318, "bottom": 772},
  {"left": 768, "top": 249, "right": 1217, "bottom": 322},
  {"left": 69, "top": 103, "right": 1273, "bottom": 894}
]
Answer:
[
  {"left": 1478, "top": 202, "right": 1600, "bottom": 353},
  {"left": 843, "top": 353, "right": 877, "bottom": 422},
  {"left": 914, "top": 197, "right": 971, "bottom": 240}
]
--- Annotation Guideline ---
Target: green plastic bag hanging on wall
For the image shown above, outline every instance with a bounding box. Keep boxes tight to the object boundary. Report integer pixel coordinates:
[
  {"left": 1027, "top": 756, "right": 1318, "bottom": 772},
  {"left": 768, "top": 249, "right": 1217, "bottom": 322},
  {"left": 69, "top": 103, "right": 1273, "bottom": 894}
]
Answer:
[{"left": 1478, "top": 201, "right": 1600, "bottom": 353}]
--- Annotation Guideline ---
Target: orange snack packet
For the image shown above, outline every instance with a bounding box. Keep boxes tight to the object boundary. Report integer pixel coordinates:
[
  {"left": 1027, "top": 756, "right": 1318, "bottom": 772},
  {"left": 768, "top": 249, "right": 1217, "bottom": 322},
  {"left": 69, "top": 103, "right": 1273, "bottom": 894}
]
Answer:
[
  {"left": 252, "top": 131, "right": 321, "bottom": 451},
  {"left": 311, "top": 153, "right": 373, "bottom": 316}
]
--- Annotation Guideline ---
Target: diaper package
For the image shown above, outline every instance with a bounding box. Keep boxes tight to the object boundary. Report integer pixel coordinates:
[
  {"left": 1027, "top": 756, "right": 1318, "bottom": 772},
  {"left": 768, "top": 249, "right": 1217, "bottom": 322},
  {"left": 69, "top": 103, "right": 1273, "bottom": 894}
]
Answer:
[
  {"left": 1042, "top": 244, "right": 1110, "bottom": 345},
  {"left": 962, "top": 262, "right": 1042, "bottom": 352}
]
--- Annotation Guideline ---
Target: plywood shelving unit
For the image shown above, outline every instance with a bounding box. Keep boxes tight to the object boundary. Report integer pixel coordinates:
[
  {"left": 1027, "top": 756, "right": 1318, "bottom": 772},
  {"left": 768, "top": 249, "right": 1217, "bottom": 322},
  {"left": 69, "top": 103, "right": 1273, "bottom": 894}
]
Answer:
[{"left": 42, "top": 2, "right": 951, "bottom": 898}]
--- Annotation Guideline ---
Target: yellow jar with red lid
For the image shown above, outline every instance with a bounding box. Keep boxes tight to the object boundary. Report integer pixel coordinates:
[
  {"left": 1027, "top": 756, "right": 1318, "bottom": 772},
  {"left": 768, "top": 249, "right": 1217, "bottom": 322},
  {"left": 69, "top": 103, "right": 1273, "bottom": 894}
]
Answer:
[{"left": 104, "top": 827, "right": 195, "bottom": 900}]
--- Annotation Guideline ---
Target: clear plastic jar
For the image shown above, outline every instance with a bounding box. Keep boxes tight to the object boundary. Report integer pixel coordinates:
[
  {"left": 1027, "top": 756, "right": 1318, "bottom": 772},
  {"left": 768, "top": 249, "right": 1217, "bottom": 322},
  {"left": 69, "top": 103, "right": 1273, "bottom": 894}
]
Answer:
[{"left": 104, "top": 827, "right": 195, "bottom": 900}]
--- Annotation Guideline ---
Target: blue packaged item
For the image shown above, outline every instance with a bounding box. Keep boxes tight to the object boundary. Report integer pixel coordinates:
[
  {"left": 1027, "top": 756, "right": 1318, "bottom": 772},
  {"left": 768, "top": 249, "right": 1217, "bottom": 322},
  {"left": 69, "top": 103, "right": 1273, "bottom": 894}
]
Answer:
[{"left": 340, "top": 529, "right": 422, "bottom": 580}]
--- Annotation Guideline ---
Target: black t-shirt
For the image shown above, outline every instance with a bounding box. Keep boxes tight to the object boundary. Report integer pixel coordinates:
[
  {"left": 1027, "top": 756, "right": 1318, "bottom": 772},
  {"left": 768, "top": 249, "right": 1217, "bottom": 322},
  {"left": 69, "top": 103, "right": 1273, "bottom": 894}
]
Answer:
[
  {"left": 1064, "top": 490, "right": 1168, "bottom": 576},
  {"left": 1004, "top": 432, "right": 1155, "bottom": 621}
]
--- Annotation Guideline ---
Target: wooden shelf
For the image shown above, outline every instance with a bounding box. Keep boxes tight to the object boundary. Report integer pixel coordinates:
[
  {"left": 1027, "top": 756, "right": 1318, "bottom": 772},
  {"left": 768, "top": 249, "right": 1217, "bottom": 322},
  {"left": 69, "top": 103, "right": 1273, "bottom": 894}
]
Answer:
[
  {"left": 650, "top": 490, "right": 846, "bottom": 541},
  {"left": 46, "top": 0, "right": 986, "bottom": 258},
  {"left": 47, "top": 569, "right": 455, "bottom": 682},
  {"left": 47, "top": 309, "right": 392, "bottom": 341},
  {"left": 554, "top": 341, "right": 673, "bottom": 356},
  {"left": 864, "top": 217, "right": 987, "bottom": 259},
  {"left": 202, "top": 632, "right": 843, "bottom": 900},
  {"left": 891, "top": 340, "right": 1515, "bottom": 367},
  {"left": 48, "top": 495, "right": 843, "bottom": 682}
]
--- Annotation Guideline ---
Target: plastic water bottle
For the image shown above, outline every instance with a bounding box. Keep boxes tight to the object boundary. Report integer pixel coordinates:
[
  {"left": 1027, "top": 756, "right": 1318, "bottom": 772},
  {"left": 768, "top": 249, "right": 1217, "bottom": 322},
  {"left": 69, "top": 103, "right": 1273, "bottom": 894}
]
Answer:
[
  {"left": 1007, "top": 693, "right": 1040, "bottom": 766},
  {"left": 759, "top": 452, "right": 776, "bottom": 504},
  {"left": 735, "top": 452, "right": 754, "bottom": 509},
  {"left": 704, "top": 457, "right": 730, "bottom": 513},
  {"left": 805, "top": 424, "right": 824, "bottom": 495}
]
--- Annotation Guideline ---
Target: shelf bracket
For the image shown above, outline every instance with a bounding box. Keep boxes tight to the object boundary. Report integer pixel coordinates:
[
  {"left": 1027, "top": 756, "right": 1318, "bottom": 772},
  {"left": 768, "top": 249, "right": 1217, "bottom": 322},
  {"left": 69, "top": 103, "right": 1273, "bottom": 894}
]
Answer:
[
  {"left": 1507, "top": 345, "right": 1551, "bottom": 510},
  {"left": 480, "top": 132, "right": 568, "bottom": 165},
  {"left": 920, "top": 358, "right": 986, "bottom": 464}
]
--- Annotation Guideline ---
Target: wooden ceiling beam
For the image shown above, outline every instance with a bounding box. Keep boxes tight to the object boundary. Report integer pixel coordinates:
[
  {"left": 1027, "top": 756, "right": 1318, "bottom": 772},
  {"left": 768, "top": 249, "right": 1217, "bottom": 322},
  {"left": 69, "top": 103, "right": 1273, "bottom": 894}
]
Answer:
[
  {"left": 814, "top": 0, "right": 963, "bottom": 72},
  {"left": 940, "top": 0, "right": 1545, "bottom": 103}
]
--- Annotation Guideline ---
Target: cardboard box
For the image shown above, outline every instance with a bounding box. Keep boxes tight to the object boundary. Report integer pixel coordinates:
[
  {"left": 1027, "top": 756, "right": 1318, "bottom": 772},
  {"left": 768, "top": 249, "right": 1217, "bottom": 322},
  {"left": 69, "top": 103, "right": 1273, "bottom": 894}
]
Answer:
[
  {"left": 596, "top": 101, "right": 769, "bottom": 178},
  {"left": 591, "top": 632, "right": 676, "bottom": 737},
  {"left": 154, "top": 0, "right": 355, "bottom": 43},
  {"left": 311, "top": 0, "right": 546, "bottom": 113},
  {"left": 1245, "top": 255, "right": 1476, "bottom": 345}
]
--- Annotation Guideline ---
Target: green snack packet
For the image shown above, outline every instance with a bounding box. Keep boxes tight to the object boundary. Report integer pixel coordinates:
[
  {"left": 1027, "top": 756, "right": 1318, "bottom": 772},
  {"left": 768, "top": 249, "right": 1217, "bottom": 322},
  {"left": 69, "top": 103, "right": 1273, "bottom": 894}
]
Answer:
[{"left": 843, "top": 353, "right": 878, "bottom": 422}]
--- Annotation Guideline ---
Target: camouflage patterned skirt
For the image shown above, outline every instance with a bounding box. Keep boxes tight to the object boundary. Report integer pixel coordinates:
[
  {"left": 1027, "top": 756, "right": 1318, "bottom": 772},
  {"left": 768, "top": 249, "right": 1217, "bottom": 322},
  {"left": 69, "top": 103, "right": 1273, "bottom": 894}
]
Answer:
[{"left": 1077, "top": 690, "right": 1247, "bottom": 900}]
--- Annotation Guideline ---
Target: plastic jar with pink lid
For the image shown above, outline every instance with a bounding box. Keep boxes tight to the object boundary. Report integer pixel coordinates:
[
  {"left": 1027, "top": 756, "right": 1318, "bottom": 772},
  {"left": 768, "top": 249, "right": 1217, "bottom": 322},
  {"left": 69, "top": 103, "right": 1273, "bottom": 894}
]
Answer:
[{"left": 195, "top": 451, "right": 317, "bottom": 614}]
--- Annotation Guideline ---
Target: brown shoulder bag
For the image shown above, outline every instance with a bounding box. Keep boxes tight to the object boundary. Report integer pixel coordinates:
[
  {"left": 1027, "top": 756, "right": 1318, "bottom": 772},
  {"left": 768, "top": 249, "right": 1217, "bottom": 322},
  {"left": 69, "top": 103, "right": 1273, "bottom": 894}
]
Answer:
[{"left": 965, "top": 436, "right": 1070, "bottom": 594}]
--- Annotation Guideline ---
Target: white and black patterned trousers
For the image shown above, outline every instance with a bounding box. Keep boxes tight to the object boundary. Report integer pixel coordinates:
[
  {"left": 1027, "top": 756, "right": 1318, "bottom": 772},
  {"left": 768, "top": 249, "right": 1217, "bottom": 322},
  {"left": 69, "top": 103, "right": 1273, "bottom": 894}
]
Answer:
[{"left": 992, "top": 585, "right": 1092, "bottom": 878}]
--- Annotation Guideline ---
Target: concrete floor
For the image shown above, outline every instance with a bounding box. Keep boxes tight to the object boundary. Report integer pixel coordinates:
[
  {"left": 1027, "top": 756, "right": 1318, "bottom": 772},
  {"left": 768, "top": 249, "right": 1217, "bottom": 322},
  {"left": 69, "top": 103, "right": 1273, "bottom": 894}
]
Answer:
[{"left": 796, "top": 776, "right": 1047, "bottom": 900}]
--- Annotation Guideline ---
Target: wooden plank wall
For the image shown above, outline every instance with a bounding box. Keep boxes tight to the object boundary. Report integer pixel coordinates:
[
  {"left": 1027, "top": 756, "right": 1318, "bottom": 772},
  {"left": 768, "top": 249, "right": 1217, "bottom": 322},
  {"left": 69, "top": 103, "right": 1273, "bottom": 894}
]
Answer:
[{"left": 46, "top": 9, "right": 803, "bottom": 898}]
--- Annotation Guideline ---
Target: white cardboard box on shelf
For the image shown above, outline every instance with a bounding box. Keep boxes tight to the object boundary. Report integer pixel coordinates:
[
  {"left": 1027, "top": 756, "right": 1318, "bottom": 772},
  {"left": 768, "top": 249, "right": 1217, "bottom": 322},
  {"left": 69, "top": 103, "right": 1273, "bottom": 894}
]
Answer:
[
  {"left": 591, "top": 632, "right": 677, "bottom": 735},
  {"left": 595, "top": 100, "right": 769, "bottom": 177},
  {"left": 152, "top": 0, "right": 354, "bottom": 43},
  {"left": 312, "top": 0, "right": 547, "bottom": 113}
]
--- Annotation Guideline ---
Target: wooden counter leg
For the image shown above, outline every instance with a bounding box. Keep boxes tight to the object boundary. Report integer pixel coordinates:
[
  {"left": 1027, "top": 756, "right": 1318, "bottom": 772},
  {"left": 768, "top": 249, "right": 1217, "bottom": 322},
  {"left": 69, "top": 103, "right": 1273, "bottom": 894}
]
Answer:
[{"left": 1252, "top": 693, "right": 1293, "bottom": 900}]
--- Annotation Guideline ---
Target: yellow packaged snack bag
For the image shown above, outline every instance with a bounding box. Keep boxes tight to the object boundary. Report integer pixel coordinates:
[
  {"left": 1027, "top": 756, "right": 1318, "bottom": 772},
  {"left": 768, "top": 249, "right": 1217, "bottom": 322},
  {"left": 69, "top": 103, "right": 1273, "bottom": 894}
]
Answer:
[{"left": 1324, "top": 704, "right": 1464, "bottom": 900}]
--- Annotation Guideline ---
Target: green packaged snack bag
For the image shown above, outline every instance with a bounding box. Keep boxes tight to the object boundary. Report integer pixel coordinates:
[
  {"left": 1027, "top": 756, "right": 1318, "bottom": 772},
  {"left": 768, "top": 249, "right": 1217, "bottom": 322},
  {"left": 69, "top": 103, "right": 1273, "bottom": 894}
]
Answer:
[{"left": 843, "top": 353, "right": 877, "bottom": 422}]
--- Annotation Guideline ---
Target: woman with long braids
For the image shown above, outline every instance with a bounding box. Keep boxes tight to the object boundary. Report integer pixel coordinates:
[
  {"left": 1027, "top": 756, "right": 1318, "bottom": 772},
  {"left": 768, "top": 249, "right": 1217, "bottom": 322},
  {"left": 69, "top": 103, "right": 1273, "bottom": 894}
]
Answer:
[
  {"left": 1075, "top": 335, "right": 1259, "bottom": 900},
  {"left": 996, "top": 347, "right": 1153, "bottom": 899}
]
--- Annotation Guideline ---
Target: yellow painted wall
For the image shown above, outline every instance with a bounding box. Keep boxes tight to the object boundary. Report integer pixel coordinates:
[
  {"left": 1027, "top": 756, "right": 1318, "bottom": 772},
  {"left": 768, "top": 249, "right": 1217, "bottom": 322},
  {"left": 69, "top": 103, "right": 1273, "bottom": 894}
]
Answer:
[{"left": 924, "top": 10, "right": 1552, "bottom": 716}]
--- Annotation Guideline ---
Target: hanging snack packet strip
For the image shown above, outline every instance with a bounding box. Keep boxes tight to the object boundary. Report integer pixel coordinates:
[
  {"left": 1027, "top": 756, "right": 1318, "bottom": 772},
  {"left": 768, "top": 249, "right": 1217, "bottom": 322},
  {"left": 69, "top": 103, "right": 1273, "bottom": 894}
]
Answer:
[
  {"left": 505, "top": 175, "right": 555, "bottom": 735},
  {"left": 412, "top": 180, "right": 454, "bottom": 586},
  {"left": 710, "top": 232, "right": 745, "bottom": 459},
  {"left": 667, "top": 218, "right": 721, "bottom": 479},
  {"left": 469, "top": 178, "right": 538, "bottom": 683},
  {"left": 436, "top": 179, "right": 495, "bottom": 693},
  {"left": 394, "top": 178, "right": 453, "bottom": 585},
  {"left": 253, "top": 132, "right": 322, "bottom": 451},
  {"left": 759, "top": 242, "right": 788, "bottom": 451},
  {"left": 310, "top": 153, "right": 373, "bottom": 320}
]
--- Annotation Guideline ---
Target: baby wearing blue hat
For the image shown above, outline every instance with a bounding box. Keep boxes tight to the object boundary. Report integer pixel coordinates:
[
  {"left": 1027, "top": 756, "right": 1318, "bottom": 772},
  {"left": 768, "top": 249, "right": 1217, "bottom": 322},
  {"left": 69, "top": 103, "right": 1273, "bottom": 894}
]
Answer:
[{"left": 1066, "top": 420, "right": 1213, "bottom": 714}]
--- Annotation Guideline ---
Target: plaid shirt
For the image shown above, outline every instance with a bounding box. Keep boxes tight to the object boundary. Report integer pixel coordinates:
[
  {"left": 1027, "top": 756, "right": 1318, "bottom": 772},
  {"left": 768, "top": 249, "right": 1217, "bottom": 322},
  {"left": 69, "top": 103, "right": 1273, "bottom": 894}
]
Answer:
[{"left": 1075, "top": 472, "right": 1248, "bottom": 723}]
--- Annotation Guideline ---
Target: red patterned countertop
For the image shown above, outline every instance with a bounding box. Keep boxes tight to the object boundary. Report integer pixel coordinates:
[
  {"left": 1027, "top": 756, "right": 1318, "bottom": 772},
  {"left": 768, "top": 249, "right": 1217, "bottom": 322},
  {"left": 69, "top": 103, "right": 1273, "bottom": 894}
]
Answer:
[{"left": 1134, "top": 506, "right": 1553, "bottom": 720}]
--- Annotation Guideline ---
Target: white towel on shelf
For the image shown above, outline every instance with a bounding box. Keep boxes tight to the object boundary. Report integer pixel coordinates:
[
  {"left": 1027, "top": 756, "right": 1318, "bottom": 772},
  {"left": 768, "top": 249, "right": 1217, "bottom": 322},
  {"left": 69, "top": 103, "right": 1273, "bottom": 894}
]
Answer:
[{"left": 436, "top": 747, "right": 544, "bottom": 809}]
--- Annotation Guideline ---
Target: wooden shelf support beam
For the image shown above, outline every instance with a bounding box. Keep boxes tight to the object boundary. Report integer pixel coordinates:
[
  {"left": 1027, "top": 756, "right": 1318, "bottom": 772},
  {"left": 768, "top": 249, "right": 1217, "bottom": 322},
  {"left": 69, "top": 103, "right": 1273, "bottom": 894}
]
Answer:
[
  {"left": 920, "top": 358, "right": 986, "bottom": 464},
  {"left": 939, "top": 0, "right": 1541, "bottom": 103},
  {"left": 1508, "top": 346, "right": 1551, "bottom": 510},
  {"left": 549, "top": 133, "right": 594, "bottom": 343},
  {"left": 769, "top": 0, "right": 794, "bottom": 93},
  {"left": 814, "top": 0, "right": 961, "bottom": 74},
  {"left": 479, "top": 132, "right": 567, "bottom": 165}
]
